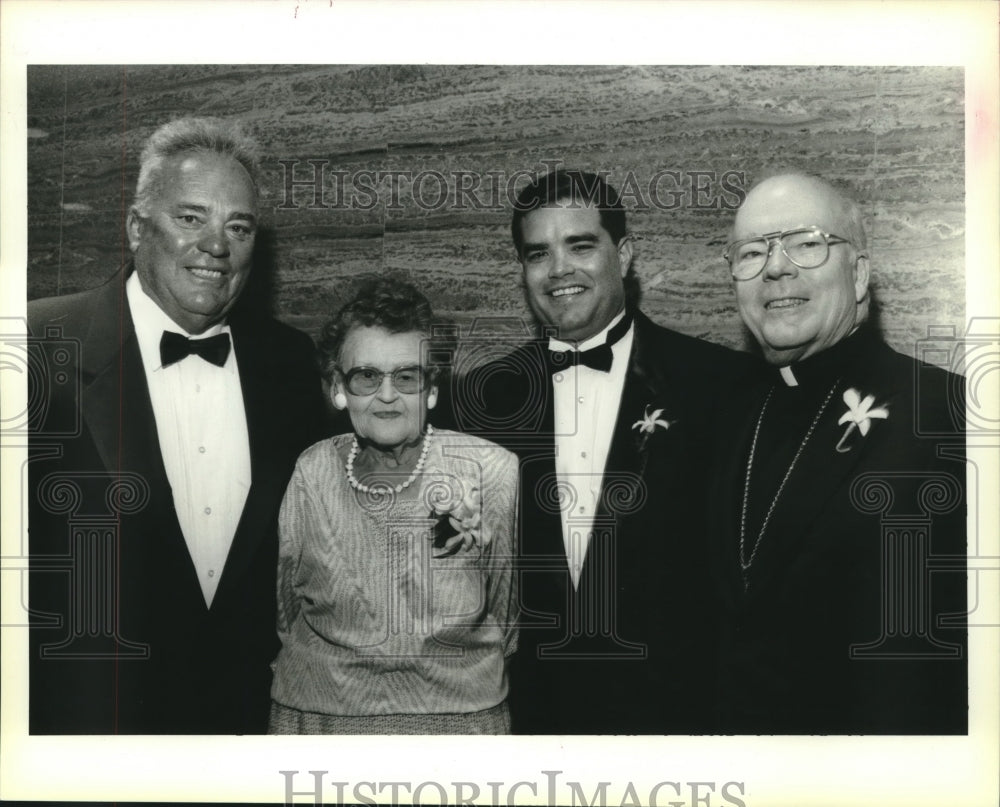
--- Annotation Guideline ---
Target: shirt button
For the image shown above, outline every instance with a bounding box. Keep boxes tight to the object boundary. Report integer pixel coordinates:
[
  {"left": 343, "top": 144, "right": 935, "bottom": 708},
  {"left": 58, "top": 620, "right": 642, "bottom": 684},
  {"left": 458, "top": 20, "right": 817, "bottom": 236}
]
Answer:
[
  {"left": 578, "top": 396, "right": 584, "bottom": 404},
  {"left": 204, "top": 506, "right": 212, "bottom": 515},
  {"left": 581, "top": 451, "right": 587, "bottom": 458},
  {"left": 208, "top": 569, "right": 215, "bottom": 578},
  {"left": 554, "top": 373, "right": 564, "bottom": 383},
  {"left": 579, "top": 506, "right": 586, "bottom": 514},
  {"left": 196, "top": 384, "right": 201, "bottom": 393},
  {"left": 198, "top": 446, "right": 206, "bottom": 454}
]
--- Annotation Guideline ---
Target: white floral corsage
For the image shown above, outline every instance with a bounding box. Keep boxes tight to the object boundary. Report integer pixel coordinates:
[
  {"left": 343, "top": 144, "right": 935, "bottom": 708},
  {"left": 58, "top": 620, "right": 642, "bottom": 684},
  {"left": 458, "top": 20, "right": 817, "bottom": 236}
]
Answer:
[
  {"left": 836, "top": 387, "right": 889, "bottom": 453},
  {"left": 632, "top": 404, "right": 673, "bottom": 451},
  {"left": 422, "top": 474, "right": 484, "bottom": 556}
]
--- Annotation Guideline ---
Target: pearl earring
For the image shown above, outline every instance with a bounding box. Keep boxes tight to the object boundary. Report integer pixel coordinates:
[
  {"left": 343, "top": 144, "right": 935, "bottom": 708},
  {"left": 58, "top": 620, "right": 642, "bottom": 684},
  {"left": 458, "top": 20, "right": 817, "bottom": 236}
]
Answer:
[{"left": 333, "top": 392, "right": 348, "bottom": 410}]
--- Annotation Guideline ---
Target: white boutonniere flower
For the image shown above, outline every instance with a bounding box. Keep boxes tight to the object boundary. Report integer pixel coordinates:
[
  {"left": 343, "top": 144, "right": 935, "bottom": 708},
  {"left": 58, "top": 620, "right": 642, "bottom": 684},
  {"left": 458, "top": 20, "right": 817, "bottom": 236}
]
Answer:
[
  {"left": 632, "top": 404, "right": 673, "bottom": 451},
  {"left": 423, "top": 475, "right": 484, "bottom": 556},
  {"left": 835, "top": 387, "right": 889, "bottom": 453}
]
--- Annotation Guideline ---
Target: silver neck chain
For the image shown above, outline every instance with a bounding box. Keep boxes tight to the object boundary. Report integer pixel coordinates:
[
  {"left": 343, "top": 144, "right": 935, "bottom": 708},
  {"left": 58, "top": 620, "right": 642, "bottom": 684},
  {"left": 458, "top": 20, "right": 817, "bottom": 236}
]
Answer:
[{"left": 739, "top": 381, "right": 839, "bottom": 589}]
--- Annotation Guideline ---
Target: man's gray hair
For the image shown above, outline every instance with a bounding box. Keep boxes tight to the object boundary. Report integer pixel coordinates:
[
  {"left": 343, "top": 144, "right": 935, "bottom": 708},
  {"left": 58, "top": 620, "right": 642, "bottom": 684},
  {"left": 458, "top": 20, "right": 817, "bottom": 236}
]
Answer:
[{"left": 132, "top": 117, "right": 261, "bottom": 214}]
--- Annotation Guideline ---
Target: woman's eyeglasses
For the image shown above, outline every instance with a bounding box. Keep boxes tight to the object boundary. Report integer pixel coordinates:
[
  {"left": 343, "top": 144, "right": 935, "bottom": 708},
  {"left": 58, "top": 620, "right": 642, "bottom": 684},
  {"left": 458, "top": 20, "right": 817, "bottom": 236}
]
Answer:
[{"left": 343, "top": 366, "right": 425, "bottom": 395}]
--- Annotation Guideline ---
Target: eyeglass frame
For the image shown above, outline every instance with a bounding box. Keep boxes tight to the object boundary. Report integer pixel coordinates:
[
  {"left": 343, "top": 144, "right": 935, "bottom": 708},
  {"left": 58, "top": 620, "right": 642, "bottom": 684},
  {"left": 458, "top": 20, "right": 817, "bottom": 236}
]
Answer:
[
  {"left": 723, "top": 226, "right": 859, "bottom": 281},
  {"left": 341, "top": 365, "right": 428, "bottom": 396}
]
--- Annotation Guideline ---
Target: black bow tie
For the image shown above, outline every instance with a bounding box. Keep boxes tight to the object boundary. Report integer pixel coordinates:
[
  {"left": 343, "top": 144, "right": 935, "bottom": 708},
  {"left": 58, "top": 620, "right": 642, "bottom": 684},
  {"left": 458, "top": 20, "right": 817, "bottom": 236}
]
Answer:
[
  {"left": 547, "top": 311, "right": 632, "bottom": 375},
  {"left": 160, "top": 331, "right": 231, "bottom": 368},
  {"left": 549, "top": 343, "right": 614, "bottom": 373}
]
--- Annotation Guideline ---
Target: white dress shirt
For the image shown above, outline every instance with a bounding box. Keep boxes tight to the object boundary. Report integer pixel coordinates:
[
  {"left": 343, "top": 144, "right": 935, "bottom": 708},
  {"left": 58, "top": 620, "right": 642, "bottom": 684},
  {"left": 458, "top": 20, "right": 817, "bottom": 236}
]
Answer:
[
  {"left": 127, "top": 273, "right": 251, "bottom": 606},
  {"left": 549, "top": 310, "right": 634, "bottom": 589}
]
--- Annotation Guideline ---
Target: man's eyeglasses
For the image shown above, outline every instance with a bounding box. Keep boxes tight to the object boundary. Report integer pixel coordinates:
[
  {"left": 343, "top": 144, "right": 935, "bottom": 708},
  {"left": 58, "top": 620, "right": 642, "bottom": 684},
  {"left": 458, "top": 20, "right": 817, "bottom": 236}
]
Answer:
[
  {"left": 343, "top": 366, "right": 426, "bottom": 396},
  {"left": 724, "top": 227, "right": 855, "bottom": 281}
]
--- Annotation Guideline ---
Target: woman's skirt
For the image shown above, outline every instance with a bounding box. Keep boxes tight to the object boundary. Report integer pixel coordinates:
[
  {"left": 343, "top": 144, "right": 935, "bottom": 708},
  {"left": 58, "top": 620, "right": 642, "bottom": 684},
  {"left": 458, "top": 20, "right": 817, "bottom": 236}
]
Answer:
[{"left": 268, "top": 700, "right": 511, "bottom": 735}]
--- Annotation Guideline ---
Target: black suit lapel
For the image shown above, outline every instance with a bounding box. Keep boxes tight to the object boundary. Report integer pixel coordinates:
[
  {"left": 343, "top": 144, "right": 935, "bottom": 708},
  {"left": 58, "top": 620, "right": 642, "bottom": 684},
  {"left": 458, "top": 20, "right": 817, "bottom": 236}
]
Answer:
[
  {"left": 79, "top": 277, "right": 137, "bottom": 475},
  {"left": 596, "top": 359, "right": 651, "bottom": 563},
  {"left": 566, "top": 316, "right": 660, "bottom": 603},
  {"left": 212, "top": 321, "right": 284, "bottom": 606},
  {"left": 79, "top": 276, "right": 205, "bottom": 606},
  {"left": 594, "top": 314, "right": 677, "bottom": 537},
  {"left": 523, "top": 357, "right": 567, "bottom": 555},
  {"left": 503, "top": 348, "right": 573, "bottom": 632},
  {"left": 80, "top": 278, "right": 172, "bottom": 497}
]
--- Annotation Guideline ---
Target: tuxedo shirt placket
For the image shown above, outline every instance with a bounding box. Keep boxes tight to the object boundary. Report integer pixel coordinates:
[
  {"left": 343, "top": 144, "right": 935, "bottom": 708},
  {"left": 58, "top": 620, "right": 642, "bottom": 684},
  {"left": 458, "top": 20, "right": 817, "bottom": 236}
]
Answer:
[
  {"left": 126, "top": 274, "right": 251, "bottom": 606},
  {"left": 550, "top": 314, "right": 634, "bottom": 589}
]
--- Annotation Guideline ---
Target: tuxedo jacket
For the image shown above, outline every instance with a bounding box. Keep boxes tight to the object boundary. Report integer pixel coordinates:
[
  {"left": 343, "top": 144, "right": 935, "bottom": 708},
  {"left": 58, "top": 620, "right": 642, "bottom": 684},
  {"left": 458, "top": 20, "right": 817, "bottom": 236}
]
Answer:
[
  {"left": 708, "top": 328, "right": 967, "bottom": 734},
  {"left": 458, "top": 310, "right": 757, "bottom": 733},
  {"left": 27, "top": 272, "right": 329, "bottom": 734}
]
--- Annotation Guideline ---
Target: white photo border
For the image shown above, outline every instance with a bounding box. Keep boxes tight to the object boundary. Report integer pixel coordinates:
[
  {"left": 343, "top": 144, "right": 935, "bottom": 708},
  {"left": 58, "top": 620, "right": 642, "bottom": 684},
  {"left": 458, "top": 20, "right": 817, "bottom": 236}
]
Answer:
[{"left": 2, "top": 2, "right": 997, "bottom": 805}]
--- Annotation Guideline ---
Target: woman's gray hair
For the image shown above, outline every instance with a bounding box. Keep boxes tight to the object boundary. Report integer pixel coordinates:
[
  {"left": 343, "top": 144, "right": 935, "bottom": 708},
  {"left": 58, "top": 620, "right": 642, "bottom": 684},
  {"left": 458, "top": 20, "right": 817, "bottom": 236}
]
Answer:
[
  {"left": 132, "top": 117, "right": 261, "bottom": 215},
  {"left": 318, "top": 279, "right": 448, "bottom": 385}
]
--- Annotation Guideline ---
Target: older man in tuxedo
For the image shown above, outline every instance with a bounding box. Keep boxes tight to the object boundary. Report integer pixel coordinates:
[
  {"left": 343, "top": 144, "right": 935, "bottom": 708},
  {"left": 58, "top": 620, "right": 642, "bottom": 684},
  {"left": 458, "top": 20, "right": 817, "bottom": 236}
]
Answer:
[
  {"left": 458, "top": 169, "right": 754, "bottom": 733},
  {"left": 28, "top": 118, "right": 328, "bottom": 734},
  {"left": 710, "top": 173, "right": 967, "bottom": 733}
]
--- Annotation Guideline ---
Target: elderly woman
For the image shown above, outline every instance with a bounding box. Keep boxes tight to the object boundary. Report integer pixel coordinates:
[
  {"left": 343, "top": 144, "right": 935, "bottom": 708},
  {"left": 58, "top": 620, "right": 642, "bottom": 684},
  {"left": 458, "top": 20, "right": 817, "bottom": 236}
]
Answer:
[{"left": 268, "top": 279, "right": 518, "bottom": 734}]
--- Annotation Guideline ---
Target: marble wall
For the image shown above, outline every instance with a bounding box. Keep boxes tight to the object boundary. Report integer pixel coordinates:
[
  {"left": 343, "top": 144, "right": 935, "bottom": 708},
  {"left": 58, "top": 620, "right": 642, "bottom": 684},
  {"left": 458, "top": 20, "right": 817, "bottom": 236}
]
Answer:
[{"left": 27, "top": 65, "right": 965, "bottom": 364}]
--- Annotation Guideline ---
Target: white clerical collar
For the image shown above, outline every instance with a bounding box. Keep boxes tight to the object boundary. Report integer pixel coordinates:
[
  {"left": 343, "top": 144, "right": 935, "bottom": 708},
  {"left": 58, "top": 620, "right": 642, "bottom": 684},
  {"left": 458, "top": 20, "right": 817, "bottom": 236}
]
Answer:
[
  {"left": 777, "top": 323, "right": 867, "bottom": 388},
  {"left": 548, "top": 309, "right": 628, "bottom": 353},
  {"left": 779, "top": 366, "right": 798, "bottom": 387}
]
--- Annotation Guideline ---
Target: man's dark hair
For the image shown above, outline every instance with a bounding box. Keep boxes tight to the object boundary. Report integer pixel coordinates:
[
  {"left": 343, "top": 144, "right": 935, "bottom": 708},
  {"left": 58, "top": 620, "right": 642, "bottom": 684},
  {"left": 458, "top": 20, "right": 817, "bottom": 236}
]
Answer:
[{"left": 511, "top": 169, "right": 627, "bottom": 254}]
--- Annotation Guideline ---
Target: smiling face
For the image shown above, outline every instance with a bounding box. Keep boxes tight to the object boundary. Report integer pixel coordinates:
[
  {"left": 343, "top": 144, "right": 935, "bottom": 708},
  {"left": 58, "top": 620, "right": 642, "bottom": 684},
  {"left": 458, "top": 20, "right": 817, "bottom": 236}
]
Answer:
[
  {"left": 127, "top": 150, "right": 258, "bottom": 335},
  {"left": 732, "top": 175, "right": 869, "bottom": 365},
  {"left": 518, "top": 203, "right": 632, "bottom": 342},
  {"left": 334, "top": 326, "right": 436, "bottom": 451}
]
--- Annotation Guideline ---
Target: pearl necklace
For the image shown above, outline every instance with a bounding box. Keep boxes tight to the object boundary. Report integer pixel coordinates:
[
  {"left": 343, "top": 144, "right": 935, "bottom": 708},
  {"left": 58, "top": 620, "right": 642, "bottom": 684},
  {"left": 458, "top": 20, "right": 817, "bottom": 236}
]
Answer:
[
  {"left": 739, "top": 381, "right": 839, "bottom": 588},
  {"left": 346, "top": 425, "right": 434, "bottom": 494}
]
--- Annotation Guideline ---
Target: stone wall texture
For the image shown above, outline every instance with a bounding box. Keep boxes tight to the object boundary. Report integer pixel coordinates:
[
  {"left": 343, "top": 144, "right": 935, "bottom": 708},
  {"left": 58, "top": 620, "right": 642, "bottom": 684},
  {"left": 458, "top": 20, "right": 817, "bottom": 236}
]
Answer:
[{"left": 27, "top": 65, "right": 965, "bottom": 364}]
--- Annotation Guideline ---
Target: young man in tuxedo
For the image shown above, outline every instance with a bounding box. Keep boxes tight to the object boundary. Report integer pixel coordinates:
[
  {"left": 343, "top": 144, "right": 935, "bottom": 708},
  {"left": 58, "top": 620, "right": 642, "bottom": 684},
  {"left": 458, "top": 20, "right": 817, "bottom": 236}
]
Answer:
[
  {"left": 711, "top": 173, "right": 967, "bottom": 732},
  {"left": 459, "top": 169, "right": 755, "bottom": 733},
  {"left": 27, "top": 118, "right": 329, "bottom": 734}
]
